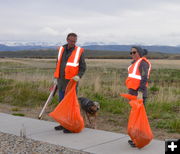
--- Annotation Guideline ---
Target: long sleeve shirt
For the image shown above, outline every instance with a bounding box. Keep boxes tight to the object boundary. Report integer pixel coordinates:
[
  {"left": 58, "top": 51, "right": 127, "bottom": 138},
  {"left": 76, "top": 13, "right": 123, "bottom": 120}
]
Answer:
[{"left": 139, "top": 60, "right": 149, "bottom": 92}]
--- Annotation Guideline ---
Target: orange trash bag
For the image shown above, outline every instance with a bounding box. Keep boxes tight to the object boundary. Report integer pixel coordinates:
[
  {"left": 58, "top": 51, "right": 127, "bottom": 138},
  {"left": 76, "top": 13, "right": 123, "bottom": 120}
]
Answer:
[
  {"left": 120, "top": 93, "right": 137, "bottom": 100},
  {"left": 49, "top": 80, "right": 84, "bottom": 133},
  {"left": 121, "top": 94, "right": 153, "bottom": 148}
]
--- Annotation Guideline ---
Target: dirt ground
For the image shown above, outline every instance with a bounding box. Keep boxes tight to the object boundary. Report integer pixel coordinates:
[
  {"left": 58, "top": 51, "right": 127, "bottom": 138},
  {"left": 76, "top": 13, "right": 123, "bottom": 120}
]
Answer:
[{"left": 0, "top": 103, "right": 179, "bottom": 141}]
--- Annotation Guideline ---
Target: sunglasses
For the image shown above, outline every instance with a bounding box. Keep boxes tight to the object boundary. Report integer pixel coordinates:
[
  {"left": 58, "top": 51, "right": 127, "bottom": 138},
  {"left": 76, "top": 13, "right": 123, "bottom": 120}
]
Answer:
[{"left": 130, "top": 51, "right": 137, "bottom": 55}]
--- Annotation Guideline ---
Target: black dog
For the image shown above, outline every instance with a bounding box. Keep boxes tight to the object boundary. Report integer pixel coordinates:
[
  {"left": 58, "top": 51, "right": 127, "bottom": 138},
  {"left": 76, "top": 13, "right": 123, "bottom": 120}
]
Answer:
[{"left": 78, "top": 97, "right": 100, "bottom": 129}]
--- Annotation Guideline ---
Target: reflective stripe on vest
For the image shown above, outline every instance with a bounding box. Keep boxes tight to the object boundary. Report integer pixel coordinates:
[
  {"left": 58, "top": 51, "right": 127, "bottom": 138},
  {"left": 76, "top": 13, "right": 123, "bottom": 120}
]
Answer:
[
  {"left": 128, "top": 58, "right": 142, "bottom": 80},
  {"left": 126, "top": 57, "right": 151, "bottom": 90},
  {"left": 54, "top": 46, "right": 83, "bottom": 79},
  {"left": 147, "top": 60, "right": 151, "bottom": 79},
  {"left": 66, "top": 47, "right": 81, "bottom": 67},
  {"left": 57, "top": 46, "right": 64, "bottom": 61},
  {"left": 128, "top": 57, "right": 151, "bottom": 80}
]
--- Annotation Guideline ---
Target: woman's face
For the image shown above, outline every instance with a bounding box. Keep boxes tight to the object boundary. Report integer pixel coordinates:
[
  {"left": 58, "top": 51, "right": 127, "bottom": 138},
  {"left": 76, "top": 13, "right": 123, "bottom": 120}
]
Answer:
[{"left": 130, "top": 48, "right": 140, "bottom": 61}]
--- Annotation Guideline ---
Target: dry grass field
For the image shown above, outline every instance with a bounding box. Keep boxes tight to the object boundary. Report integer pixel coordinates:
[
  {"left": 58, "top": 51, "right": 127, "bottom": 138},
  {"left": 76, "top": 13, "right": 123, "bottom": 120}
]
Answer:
[
  {"left": 86, "top": 59, "right": 180, "bottom": 69},
  {"left": 0, "top": 58, "right": 179, "bottom": 140}
]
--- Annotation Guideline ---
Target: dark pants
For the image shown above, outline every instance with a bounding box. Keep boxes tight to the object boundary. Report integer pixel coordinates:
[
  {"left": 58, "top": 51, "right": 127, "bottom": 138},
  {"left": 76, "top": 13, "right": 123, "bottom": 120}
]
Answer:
[
  {"left": 58, "top": 84, "right": 78, "bottom": 102},
  {"left": 58, "top": 90, "right": 65, "bottom": 102}
]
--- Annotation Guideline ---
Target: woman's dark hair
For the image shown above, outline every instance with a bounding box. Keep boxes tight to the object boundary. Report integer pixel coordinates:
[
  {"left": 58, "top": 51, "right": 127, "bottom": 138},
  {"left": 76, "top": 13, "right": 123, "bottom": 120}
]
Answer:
[
  {"left": 131, "top": 46, "right": 148, "bottom": 57},
  {"left": 143, "top": 49, "right": 148, "bottom": 56}
]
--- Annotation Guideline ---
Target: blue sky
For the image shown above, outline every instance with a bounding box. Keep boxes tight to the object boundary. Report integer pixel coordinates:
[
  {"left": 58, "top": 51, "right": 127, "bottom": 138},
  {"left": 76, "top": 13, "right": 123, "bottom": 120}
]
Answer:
[{"left": 0, "top": 0, "right": 180, "bottom": 45}]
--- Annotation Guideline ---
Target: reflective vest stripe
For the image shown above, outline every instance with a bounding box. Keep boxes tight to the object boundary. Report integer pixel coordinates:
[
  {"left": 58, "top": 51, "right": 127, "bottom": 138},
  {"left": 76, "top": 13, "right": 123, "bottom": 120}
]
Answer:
[
  {"left": 128, "top": 58, "right": 151, "bottom": 80},
  {"left": 132, "top": 58, "right": 141, "bottom": 74},
  {"left": 66, "top": 47, "right": 81, "bottom": 67},
  {"left": 147, "top": 61, "right": 151, "bottom": 79},
  {"left": 128, "top": 74, "right": 141, "bottom": 79},
  {"left": 128, "top": 58, "right": 142, "bottom": 79},
  {"left": 58, "top": 46, "right": 64, "bottom": 60},
  {"left": 128, "top": 65, "right": 131, "bottom": 71},
  {"left": 126, "top": 57, "right": 151, "bottom": 90}
]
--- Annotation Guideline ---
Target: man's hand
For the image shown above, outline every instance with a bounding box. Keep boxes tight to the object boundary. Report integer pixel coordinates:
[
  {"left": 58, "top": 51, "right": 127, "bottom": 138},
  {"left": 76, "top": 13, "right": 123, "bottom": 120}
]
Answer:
[
  {"left": 137, "top": 91, "right": 143, "bottom": 99},
  {"left": 53, "top": 78, "right": 58, "bottom": 85},
  {"left": 72, "top": 75, "right": 80, "bottom": 82}
]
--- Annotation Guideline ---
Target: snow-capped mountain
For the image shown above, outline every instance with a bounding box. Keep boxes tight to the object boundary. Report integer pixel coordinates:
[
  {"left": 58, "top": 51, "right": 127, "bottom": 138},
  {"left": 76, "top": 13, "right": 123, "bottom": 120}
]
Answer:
[
  {"left": 0, "top": 41, "right": 60, "bottom": 47},
  {"left": 0, "top": 41, "right": 180, "bottom": 53}
]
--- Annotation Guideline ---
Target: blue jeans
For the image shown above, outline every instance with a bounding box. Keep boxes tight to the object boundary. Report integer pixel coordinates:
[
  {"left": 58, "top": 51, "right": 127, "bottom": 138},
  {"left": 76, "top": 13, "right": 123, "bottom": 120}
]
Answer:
[
  {"left": 58, "top": 84, "right": 78, "bottom": 102},
  {"left": 58, "top": 90, "right": 65, "bottom": 102}
]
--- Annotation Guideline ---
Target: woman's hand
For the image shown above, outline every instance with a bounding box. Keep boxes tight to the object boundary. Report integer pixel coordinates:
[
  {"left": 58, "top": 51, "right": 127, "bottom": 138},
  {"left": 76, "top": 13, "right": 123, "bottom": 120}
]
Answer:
[{"left": 137, "top": 91, "right": 143, "bottom": 99}]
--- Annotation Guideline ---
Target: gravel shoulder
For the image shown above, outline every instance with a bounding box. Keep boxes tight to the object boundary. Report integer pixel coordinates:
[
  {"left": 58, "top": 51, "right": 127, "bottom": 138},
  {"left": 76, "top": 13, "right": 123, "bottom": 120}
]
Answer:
[{"left": 0, "top": 132, "right": 90, "bottom": 154}]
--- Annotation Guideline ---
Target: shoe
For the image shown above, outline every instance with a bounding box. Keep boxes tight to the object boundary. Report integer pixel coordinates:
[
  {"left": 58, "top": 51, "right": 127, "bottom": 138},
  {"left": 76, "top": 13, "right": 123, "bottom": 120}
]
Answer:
[
  {"left": 128, "top": 140, "right": 136, "bottom": 147},
  {"left": 63, "top": 128, "right": 72, "bottom": 133},
  {"left": 54, "top": 125, "right": 64, "bottom": 131}
]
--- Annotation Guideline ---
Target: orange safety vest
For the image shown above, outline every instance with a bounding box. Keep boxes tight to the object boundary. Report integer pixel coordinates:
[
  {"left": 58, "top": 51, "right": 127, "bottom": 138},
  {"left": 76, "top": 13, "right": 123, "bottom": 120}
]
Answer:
[
  {"left": 54, "top": 46, "right": 84, "bottom": 79},
  {"left": 125, "top": 57, "right": 151, "bottom": 90}
]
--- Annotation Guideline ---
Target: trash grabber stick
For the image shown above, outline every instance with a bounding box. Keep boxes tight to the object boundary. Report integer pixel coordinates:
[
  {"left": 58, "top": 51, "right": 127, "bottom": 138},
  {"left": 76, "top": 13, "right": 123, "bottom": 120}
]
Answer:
[{"left": 38, "top": 84, "right": 57, "bottom": 119}]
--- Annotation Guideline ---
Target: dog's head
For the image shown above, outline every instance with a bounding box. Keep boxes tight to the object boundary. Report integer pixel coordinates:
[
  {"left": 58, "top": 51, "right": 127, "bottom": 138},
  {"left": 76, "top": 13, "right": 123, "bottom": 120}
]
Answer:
[{"left": 88, "top": 101, "right": 100, "bottom": 115}]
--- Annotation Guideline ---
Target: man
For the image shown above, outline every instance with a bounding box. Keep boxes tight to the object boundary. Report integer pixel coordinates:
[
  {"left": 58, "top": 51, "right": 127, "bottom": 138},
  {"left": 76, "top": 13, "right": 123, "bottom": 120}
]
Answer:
[{"left": 54, "top": 33, "right": 86, "bottom": 133}]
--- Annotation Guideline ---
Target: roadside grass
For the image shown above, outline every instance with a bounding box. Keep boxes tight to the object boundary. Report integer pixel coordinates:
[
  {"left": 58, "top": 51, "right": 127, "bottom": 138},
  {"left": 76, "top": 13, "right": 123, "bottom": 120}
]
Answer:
[
  {"left": 147, "top": 101, "right": 180, "bottom": 133},
  {"left": 12, "top": 113, "right": 25, "bottom": 116},
  {"left": 0, "top": 78, "right": 58, "bottom": 107},
  {"left": 0, "top": 58, "right": 179, "bottom": 134},
  {"left": 11, "top": 107, "right": 20, "bottom": 111}
]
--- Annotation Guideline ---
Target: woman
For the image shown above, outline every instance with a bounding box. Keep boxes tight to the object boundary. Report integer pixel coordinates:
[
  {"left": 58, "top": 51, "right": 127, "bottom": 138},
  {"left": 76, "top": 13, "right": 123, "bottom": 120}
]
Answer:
[{"left": 125, "top": 46, "right": 152, "bottom": 147}]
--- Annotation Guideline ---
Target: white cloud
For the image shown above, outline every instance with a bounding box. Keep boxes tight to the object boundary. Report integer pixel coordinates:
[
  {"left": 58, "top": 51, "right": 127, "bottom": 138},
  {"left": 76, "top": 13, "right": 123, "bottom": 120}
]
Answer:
[
  {"left": 39, "top": 27, "right": 59, "bottom": 36},
  {"left": 0, "top": 0, "right": 180, "bottom": 45}
]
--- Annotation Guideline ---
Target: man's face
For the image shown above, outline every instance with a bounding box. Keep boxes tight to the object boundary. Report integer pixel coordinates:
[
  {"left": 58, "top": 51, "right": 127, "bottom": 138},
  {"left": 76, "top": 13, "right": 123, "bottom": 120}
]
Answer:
[
  {"left": 67, "top": 36, "right": 77, "bottom": 48},
  {"left": 130, "top": 48, "right": 140, "bottom": 61}
]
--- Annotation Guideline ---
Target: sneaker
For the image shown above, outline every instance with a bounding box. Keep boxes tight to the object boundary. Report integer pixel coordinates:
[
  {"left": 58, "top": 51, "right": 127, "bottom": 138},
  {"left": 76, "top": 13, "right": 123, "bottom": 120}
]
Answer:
[
  {"left": 63, "top": 128, "right": 72, "bottom": 133},
  {"left": 128, "top": 140, "right": 136, "bottom": 147},
  {"left": 54, "top": 125, "right": 64, "bottom": 131}
]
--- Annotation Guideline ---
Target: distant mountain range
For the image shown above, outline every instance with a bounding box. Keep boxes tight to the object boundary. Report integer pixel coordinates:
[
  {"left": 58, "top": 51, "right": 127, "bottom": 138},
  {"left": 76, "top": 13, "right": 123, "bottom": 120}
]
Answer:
[
  {"left": 83, "top": 45, "right": 180, "bottom": 53},
  {"left": 0, "top": 43, "right": 180, "bottom": 53}
]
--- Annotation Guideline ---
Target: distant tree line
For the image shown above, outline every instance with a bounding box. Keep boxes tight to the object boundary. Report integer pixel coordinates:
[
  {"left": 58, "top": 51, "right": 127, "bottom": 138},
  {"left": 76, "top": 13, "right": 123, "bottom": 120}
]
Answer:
[{"left": 0, "top": 49, "right": 179, "bottom": 59}]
